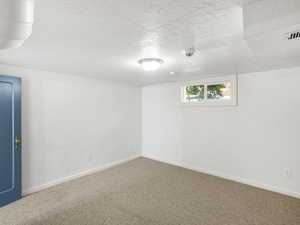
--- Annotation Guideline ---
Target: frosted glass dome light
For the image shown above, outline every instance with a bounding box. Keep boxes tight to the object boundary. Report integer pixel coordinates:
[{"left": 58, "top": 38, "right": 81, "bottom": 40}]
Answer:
[
  {"left": 138, "top": 58, "right": 164, "bottom": 72},
  {"left": 0, "top": 0, "right": 34, "bottom": 49}
]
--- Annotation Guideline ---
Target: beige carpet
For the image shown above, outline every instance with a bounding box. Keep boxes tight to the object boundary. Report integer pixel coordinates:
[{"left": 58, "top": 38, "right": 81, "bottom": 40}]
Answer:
[{"left": 0, "top": 157, "right": 300, "bottom": 225}]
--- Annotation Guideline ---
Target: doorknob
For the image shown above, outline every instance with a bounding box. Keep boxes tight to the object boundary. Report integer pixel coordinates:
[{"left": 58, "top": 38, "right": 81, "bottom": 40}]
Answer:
[{"left": 15, "top": 137, "right": 21, "bottom": 149}]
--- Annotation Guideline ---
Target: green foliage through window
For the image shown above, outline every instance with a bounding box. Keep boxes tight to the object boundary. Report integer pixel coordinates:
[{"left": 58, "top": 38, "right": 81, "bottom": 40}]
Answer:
[
  {"left": 185, "top": 85, "right": 204, "bottom": 102},
  {"left": 207, "top": 84, "right": 226, "bottom": 99},
  {"left": 182, "top": 79, "right": 234, "bottom": 105}
]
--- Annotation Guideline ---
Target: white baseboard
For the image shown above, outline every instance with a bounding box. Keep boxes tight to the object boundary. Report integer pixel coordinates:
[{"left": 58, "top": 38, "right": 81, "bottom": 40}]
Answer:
[
  {"left": 22, "top": 154, "right": 141, "bottom": 196},
  {"left": 143, "top": 154, "right": 300, "bottom": 199}
]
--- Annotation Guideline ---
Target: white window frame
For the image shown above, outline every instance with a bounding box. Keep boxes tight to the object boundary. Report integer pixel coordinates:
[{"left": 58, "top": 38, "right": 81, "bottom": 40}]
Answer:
[{"left": 180, "top": 75, "right": 237, "bottom": 106}]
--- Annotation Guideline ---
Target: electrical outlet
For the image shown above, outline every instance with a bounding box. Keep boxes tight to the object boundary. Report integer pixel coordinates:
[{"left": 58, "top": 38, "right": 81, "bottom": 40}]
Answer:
[
  {"left": 88, "top": 154, "right": 93, "bottom": 163},
  {"left": 284, "top": 168, "right": 292, "bottom": 178}
]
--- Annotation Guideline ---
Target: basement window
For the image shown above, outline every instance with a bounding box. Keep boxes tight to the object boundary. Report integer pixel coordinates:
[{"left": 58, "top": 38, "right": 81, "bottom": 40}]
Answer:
[{"left": 180, "top": 75, "right": 237, "bottom": 106}]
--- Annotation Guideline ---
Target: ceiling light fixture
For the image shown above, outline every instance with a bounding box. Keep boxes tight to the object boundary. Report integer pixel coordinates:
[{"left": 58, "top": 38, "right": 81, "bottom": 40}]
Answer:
[{"left": 138, "top": 58, "right": 164, "bottom": 72}]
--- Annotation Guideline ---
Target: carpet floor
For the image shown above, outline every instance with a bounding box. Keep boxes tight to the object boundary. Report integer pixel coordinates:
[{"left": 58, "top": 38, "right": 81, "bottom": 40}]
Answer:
[{"left": 0, "top": 157, "right": 300, "bottom": 225}]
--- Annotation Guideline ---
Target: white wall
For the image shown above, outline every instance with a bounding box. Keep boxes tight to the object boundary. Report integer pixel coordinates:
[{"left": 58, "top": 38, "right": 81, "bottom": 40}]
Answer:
[
  {"left": 142, "top": 67, "right": 300, "bottom": 198},
  {"left": 2, "top": 63, "right": 299, "bottom": 198},
  {"left": 0, "top": 64, "right": 141, "bottom": 195}
]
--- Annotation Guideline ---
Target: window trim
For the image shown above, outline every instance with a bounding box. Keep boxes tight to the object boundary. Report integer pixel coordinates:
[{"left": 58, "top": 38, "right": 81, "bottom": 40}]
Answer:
[{"left": 180, "top": 75, "right": 237, "bottom": 106}]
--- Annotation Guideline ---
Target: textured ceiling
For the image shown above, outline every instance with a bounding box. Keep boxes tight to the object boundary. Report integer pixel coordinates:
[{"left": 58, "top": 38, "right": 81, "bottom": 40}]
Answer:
[{"left": 0, "top": 0, "right": 299, "bottom": 85}]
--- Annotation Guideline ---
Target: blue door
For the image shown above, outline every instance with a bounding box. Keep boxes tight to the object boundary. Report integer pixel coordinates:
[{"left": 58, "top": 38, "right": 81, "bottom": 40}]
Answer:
[{"left": 0, "top": 75, "right": 21, "bottom": 207}]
